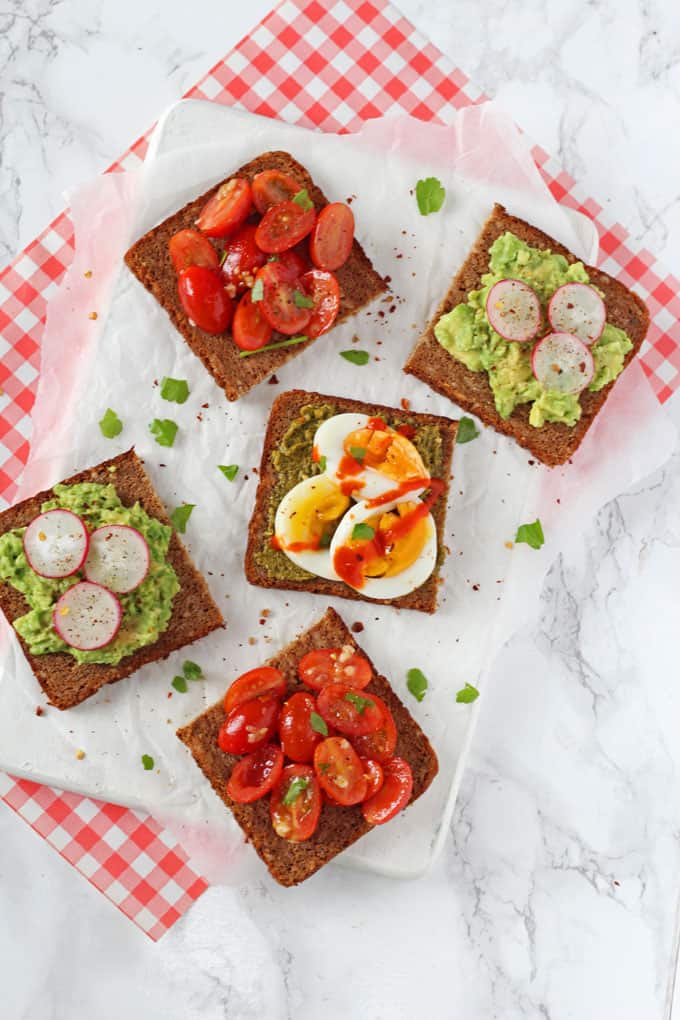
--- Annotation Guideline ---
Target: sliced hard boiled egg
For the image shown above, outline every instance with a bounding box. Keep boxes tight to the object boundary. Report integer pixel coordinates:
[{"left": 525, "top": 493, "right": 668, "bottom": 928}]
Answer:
[
  {"left": 329, "top": 496, "right": 437, "bottom": 600},
  {"left": 313, "top": 413, "right": 429, "bottom": 499},
  {"left": 274, "top": 475, "right": 349, "bottom": 580}
]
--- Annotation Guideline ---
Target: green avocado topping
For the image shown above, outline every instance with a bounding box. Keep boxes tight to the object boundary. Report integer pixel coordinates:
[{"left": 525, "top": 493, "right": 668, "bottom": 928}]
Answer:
[
  {"left": 0, "top": 482, "right": 179, "bottom": 665},
  {"left": 433, "top": 231, "right": 633, "bottom": 427}
]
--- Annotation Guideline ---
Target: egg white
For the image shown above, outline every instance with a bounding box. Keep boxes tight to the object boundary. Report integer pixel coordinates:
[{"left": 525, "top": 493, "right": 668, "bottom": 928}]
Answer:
[{"left": 274, "top": 476, "right": 343, "bottom": 581}]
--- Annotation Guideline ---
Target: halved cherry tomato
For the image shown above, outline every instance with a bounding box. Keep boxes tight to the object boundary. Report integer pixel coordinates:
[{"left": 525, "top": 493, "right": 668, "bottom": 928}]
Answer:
[
  {"left": 224, "top": 666, "right": 286, "bottom": 714},
  {"left": 177, "top": 266, "right": 233, "bottom": 334},
  {"left": 217, "top": 695, "right": 280, "bottom": 755},
  {"left": 221, "top": 224, "right": 267, "bottom": 293},
  {"left": 297, "top": 647, "right": 372, "bottom": 691},
  {"left": 313, "top": 736, "right": 368, "bottom": 806},
  {"left": 310, "top": 202, "right": 354, "bottom": 271},
  {"left": 258, "top": 262, "right": 312, "bottom": 336},
  {"left": 278, "top": 691, "right": 323, "bottom": 763},
  {"left": 361, "top": 758, "right": 384, "bottom": 799},
  {"left": 299, "top": 269, "right": 340, "bottom": 338},
  {"left": 197, "top": 178, "right": 252, "bottom": 238},
  {"left": 362, "top": 756, "right": 413, "bottom": 825},
  {"left": 232, "top": 290, "right": 273, "bottom": 351},
  {"left": 271, "top": 249, "right": 309, "bottom": 281},
  {"left": 168, "top": 229, "right": 219, "bottom": 273},
  {"left": 270, "top": 764, "right": 321, "bottom": 842},
  {"left": 226, "top": 743, "right": 283, "bottom": 804},
  {"left": 352, "top": 694, "right": 397, "bottom": 763},
  {"left": 255, "top": 200, "right": 316, "bottom": 254},
  {"left": 316, "top": 682, "right": 383, "bottom": 737},
  {"left": 252, "top": 169, "right": 302, "bottom": 214}
]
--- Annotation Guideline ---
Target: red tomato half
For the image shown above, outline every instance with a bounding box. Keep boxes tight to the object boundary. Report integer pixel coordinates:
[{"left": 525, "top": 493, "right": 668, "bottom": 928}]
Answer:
[
  {"left": 232, "top": 290, "right": 273, "bottom": 351},
  {"left": 270, "top": 764, "right": 321, "bottom": 842},
  {"left": 272, "top": 249, "right": 309, "bottom": 282},
  {"left": 258, "top": 262, "right": 312, "bottom": 336},
  {"left": 252, "top": 169, "right": 302, "bottom": 214},
  {"left": 310, "top": 203, "right": 354, "bottom": 271},
  {"left": 362, "top": 757, "right": 413, "bottom": 825},
  {"left": 217, "top": 695, "right": 280, "bottom": 755},
  {"left": 168, "top": 229, "right": 219, "bottom": 273},
  {"left": 255, "top": 200, "right": 316, "bottom": 254},
  {"left": 351, "top": 694, "right": 397, "bottom": 764},
  {"left": 278, "top": 692, "right": 323, "bottom": 763},
  {"left": 316, "top": 682, "right": 383, "bottom": 738},
  {"left": 313, "top": 736, "right": 368, "bottom": 806},
  {"left": 177, "top": 266, "right": 233, "bottom": 334},
  {"left": 227, "top": 743, "right": 283, "bottom": 804},
  {"left": 299, "top": 269, "right": 340, "bottom": 338},
  {"left": 361, "top": 758, "right": 384, "bottom": 799},
  {"left": 224, "top": 666, "right": 286, "bottom": 714},
  {"left": 197, "top": 178, "right": 252, "bottom": 238},
  {"left": 221, "top": 223, "right": 267, "bottom": 292},
  {"left": 297, "top": 647, "right": 372, "bottom": 691}
]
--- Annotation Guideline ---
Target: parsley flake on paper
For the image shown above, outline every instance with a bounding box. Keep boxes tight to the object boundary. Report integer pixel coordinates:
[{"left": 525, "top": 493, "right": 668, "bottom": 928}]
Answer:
[
  {"left": 515, "top": 519, "right": 545, "bottom": 550},
  {"left": 416, "top": 177, "right": 446, "bottom": 215},
  {"left": 99, "top": 408, "right": 123, "bottom": 439},
  {"left": 170, "top": 504, "right": 195, "bottom": 534},
  {"left": 406, "top": 667, "right": 428, "bottom": 703},
  {"left": 160, "top": 377, "right": 189, "bottom": 404},
  {"left": 149, "top": 418, "right": 178, "bottom": 447},
  {"left": 456, "top": 682, "right": 480, "bottom": 704},
  {"left": 219, "top": 464, "right": 239, "bottom": 481},
  {"left": 456, "top": 416, "right": 480, "bottom": 444},
  {"left": 340, "top": 349, "right": 370, "bottom": 366}
]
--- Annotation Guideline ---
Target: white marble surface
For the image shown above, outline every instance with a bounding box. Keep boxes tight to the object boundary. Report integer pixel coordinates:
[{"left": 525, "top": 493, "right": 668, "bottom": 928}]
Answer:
[{"left": 1, "top": 1, "right": 680, "bottom": 1018}]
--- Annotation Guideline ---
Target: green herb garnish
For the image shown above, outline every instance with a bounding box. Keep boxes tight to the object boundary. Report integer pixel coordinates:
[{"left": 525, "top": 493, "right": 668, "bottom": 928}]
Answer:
[
  {"left": 282, "top": 775, "right": 310, "bottom": 805},
  {"left": 149, "top": 418, "right": 178, "bottom": 447},
  {"left": 515, "top": 519, "right": 545, "bottom": 550},
  {"left": 310, "top": 712, "right": 328, "bottom": 736},
  {"left": 340, "top": 349, "right": 370, "bottom": 366},
  {"left": 317, "top": 455, "right": 327, "bottom": 472},
  {"left": 416, "top": 176, "right": 446, "bottom": 215},
  {"left": 292, "top": 188, "right": 314, "bottom": 211},
  {"left": 317, "top": 762, "right": 331, "bottom": 774},
  {"left": 251, "top": 277, "right": 264, "bottom": 302},
  {"left": 293, "top": 289, "right": 314, "bottom": 309},
  {"left": 219, "top": 464, "right": 239, "bottom": 481},
  {"left": 344, "top": 691, "right": 374, "bottom": 715},
  {"left": 319, "top": 531, "right": 332, "bottom": 549},
  {"left": 183, "top": 660, "right": 203, "bottom": 681},
  {"left": 456, "top": 682, "right": 480, "bottom": 704},
  {"left": 349, "top": 446, "right": 366, "bottom": 462},
  {"left": 351, "top": 522, "right": 375, "bottom": 541},
  {"left": 238, "top": 335, "right": 308, "bottom": 358},
  {"left": 171, "top": 675, "right": 188, "bottom": 693},
  {"left": 160, "top": 377, "right": 189, "bottom": 404},
  {"left": 456, "top": 416, "right": 479, "bottom": 444},
  {"left": 99, "top": 408, "right": 123, "bottom": 439},
  {"left": 141, "top": 754, "right": 154, "bottom": 771},
  {"left": 170, "top": 503, "right": 195, "bottom": 534},
  {"left": 406, "top": 667, "right": 428, "bottom": 702}
]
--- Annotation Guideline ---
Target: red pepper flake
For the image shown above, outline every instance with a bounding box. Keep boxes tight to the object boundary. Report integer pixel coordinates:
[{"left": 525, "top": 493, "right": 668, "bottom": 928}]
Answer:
[
  {"left": 389, "top": 305, "right": 396, "bottom": 313},
  {"left": 351, "top": 621, "right": 364, "bottom": 633},
  {"left": 196, "top": 413, "right": 203, "bottom": 422},
  {"left": 35, "top": 706, "right": 44, "bottom": 717},
  {"left": 384, "top": 276, "right": 392, "bottom": 284},
  {"left": 167, "top": 691, "right": 173, "bottom": 698},
  {"left": 400, "top": 397, "right": 411, "bottom": 411},
  {"left": 268, "top": 374, "right": 279, "bottom": 385},
  {"left": 202, "top": 402, "right": 209, "bottom": 408},
  {"left": 378, "top": 310, "right": 385, "bottom": 318},
  {"left": 88, "top": 311, "right": 98, "bottom": 320},
  {"left": 396, "top": 253, "right": 403, "bottom": 259},
  {"left": 472, "top": 583, "right": 480, "bottom": 591}
]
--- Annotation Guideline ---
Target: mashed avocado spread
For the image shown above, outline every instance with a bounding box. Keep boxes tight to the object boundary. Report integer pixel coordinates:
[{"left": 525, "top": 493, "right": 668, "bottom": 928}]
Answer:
[
  {"left": 255, "top": 403, "right": 444, "bottom": 582},
  {"left": 434, "top": 231, "right": 633, "bottom": 427},
  {"left": 0, "top": 479, "right": 179, "bottom": 665}
]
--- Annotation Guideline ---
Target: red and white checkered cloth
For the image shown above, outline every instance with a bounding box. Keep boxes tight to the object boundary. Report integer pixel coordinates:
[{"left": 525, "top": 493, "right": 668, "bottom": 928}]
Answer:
[{"left": 1, "top": 0, "right": 678, "bottom": 938}]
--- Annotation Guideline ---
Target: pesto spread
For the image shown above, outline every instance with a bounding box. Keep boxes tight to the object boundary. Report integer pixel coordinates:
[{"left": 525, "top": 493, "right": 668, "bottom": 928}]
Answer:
[
  {"left": 0, "top": 479, "right": 179, "bottom": 664},
  {"left": 434, "top": 231, "right": 633, "bottom": 427}
]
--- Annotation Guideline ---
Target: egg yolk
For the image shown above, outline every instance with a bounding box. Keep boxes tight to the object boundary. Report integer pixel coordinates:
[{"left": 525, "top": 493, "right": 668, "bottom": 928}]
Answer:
[
  {"left": 342, "top": 427, "right": 426, "bottom": 483},
  {"left": 280, "top": 477, "right": 350, "bottom": 551},
  {"left": 349, "top": 502, "right": 430, "bottom": 579}
]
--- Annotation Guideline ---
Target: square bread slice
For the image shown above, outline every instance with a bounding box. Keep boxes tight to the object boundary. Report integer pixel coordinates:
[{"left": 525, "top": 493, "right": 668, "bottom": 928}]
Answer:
[
  {"left": 177, "top": 606, "right": 438, "bottom": 886},
  {"left": 0, "top": 449, "right": 224, "bottom": 709},
  {"left": 244, "top": 389, "right": 458, "bottom": 614},
  {"left": 124, "top": 151, "right": 388, "bottom": 401},
  {"left": 404, "top": 204, "right": 650, "bottom": 466}
]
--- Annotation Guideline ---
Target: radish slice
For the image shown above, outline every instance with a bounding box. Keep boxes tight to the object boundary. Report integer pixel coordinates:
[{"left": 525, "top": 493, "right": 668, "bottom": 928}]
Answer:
[
  {"left": 53, "top": 582, "right": 122, "bottom": 650},
  {"left": 548, "top": 282, "right": 606, "bottom": 345},
  {"left": 83, "top": 525, "right": 150, "bottom": 594},
  {"left": 531, "top": 332, "right": 594, "bottom": 394},
  {"left": 486, "top": 278, "right": 541, "bottom": 342},
  {"left": 23, "top": 510, "right": 89, "bottom": 579}
]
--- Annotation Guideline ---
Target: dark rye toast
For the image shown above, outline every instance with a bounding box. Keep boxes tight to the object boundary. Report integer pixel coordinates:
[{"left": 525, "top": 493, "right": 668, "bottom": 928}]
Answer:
[
  {"left": 177, "top": 607, "right": 438, "bottom": 886},
  {"left": 244, "top": 389, "right": 458, "bottom": 614},
  {"left": 0, "top": 449, "right": 224, "bottom": 709},
  {"left": 124, "top": 151, "right": 388, "bottom": 401},
  {"left": 404, "top": 204, "right": 650, "bottom": 466}
]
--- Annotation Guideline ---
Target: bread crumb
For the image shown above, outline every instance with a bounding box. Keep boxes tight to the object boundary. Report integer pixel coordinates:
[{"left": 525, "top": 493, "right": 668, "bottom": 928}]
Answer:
[
  {"left": 248, "top": 636, "right": 257, "bottom": 646},
  {"left": 505, "top": 541, "right": 513, "bottom": 549},
  {"left": 400, "top": 397, "right": 411, "bottom": 411},
  {"left": 351, "top": 621, "right": 364, "bottom": 633},
  {"left": 261, "top": 608, "right": 271, "bottom": 618},
  {"left": 268, "top": 375, "right": 279, "bottom": 385},
  {"left": 88, "top": 311, "right": 98, "bottom": 320},
  {"left": 75, "top": 749, "right": 86, "bottom": 760},
  {"left": 84, "top": 270, "right": 93, "bottom": 278}
]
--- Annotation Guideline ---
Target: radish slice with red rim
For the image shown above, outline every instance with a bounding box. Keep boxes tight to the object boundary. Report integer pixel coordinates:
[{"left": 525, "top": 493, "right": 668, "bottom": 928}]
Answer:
[
  {"left": 53, "top": 581, "right": 122, "bottom": 650},
  {"left": 83, "top": 525, "right": 150, "bottom": 594},
  {"left": 23, "top": 510, "right": 89, "bottom": 579},
  {"left": 531, "top": 331, "right": 594, "bottom": 394},
  {"left": 486, "top": 278, "right": 541, "bottom": 342},
  {"left": 548, "top": 282, "right": 606, "bottom": 345}
]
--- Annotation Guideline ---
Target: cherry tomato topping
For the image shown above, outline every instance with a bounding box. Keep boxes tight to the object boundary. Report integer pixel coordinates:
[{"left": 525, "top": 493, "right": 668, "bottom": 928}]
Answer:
[
  {"left": 316, "top": 682, "right": 383, "bottom": 737},
  {"left": 361, "top": 758, "right": 384, "bottom": 799},
  {"left": 271, "top": 248, "right": 309, "bottom": 282},
  {"left": 252, "top": 169, "right": 302, "bottom": 214},
  {"left": 362, "top": 757, "right": 413, "bottom": 825},
  {"left": 217, "top": 695, "right": 280, "bottom": 755},
  {"left": 221, "top": 223, "right": 267, "bottom": 293},
  {"left": 299, "top": 269, "right": 340, "bottom": 338},
  {"left": 255, "top": 200, "right": 316, "bottom": 254},
  {"left": 278, "top": 691, "right": 323, "bottom": 763},
  {"left": 232, "top": 290, "right": 274, "bottom": 351},
  {"left": 297, "top": 646, "right": 372, "bottom": 691},
  {"left": 168, "top": 229, "right": 219, "bottom": 273},
  {"left": 224, "top": 666, "right": 286, "bottom": 714},
  {"left": 351, "top": 694, "right": 397, "bottom": 763},
  {"left": 226, "top": 743, "right": 283, "bottom": 804},
  {"left": 313, "top": 736, "right": 368, "bottom": 806},
  {"left": 257, "top": 262, "right": 312, "bottom": 336},
  {"left": 177, "top": 266, "right": 234, "bottom": 334},
  {"left": 270, "top": 764, "right": 321, "bottom": 842},
  {"left": 309, "top": 202, "right": 355, "bottom": 271},
  {"left": 197, "top": 178, "right": 252, "bottom": 238}
]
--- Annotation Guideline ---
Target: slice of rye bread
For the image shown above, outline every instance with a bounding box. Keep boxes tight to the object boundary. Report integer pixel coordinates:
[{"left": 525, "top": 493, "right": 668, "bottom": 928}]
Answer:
[
  {"left": 124, "top": 151, "right": 388, "bottom": 402},
  {"left": 244, "top": 389, "right": 458, "bottom": 614},
  {"left": 0, "top": 449, "right": 224, "bottom": 710},
  {"left": 177, "top": 606, "right": 438, "bottom": 886},
  {"left": 403, "top": 203, "right": 650, "bottom": 467}
]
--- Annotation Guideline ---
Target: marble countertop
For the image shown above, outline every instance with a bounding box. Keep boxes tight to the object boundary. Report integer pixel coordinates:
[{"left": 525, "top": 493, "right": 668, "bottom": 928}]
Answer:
[{"left": 2, "top": 2, "right": 680, "bottom": 1018}]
